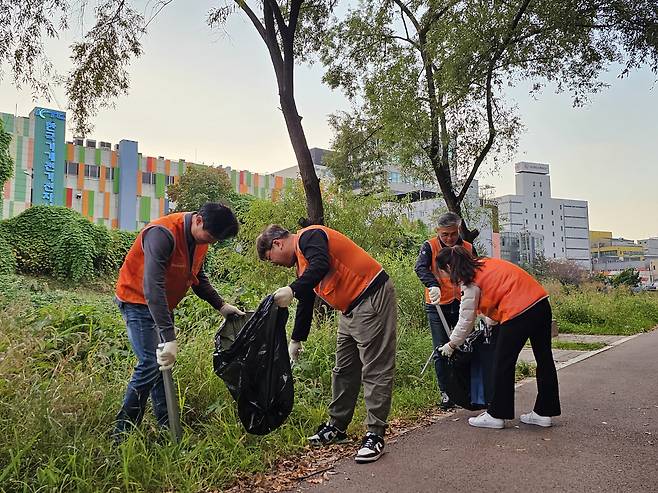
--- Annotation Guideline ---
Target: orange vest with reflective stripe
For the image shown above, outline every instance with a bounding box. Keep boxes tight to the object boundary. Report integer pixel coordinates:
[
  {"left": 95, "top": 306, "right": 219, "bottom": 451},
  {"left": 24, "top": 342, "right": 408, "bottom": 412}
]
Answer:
[
  {"left": 115, "top": 213, "right": 209, "bottom": 311},
  {"left": 295, "top": 225, "right": 383, "bottom": 313},
  {"left": 424, "top": 238, "right": 473, "bottom": 304},
  {"left": 472, "top": 258, "right": 548, "bottom": 323}
]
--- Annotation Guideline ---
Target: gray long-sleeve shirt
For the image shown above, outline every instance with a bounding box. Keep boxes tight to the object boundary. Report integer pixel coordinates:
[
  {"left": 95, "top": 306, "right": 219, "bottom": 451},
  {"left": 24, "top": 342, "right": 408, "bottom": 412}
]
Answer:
[{"left": 142, "top": 213, "right": 224, "bottom": 342}]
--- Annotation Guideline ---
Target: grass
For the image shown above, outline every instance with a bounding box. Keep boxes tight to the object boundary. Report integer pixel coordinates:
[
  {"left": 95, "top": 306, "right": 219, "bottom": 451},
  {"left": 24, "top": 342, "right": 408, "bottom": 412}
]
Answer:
[
  {"left": 551, "top": 340, "right": 606, "bottom": 351},
  {"left": 0, "top": 274, "right": 442, "bottom": 492},
  {"left": 1, "top": 274, "right": 657, "bottom": 491},
  {"left": 546, "top": 281, "right": 658, "bottom": 336}
]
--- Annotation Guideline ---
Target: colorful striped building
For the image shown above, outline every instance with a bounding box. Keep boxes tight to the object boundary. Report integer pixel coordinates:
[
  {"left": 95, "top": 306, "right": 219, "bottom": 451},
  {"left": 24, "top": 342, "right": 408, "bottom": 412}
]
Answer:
[{"left": 1, "top": 107, "right": 295, "bottom": 230}]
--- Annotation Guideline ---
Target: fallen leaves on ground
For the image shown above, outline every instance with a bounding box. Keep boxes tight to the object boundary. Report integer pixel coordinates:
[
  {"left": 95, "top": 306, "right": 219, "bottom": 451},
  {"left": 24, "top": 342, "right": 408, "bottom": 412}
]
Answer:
[{"left": 222, "top": 408, "right": 451, "bottom": 492}]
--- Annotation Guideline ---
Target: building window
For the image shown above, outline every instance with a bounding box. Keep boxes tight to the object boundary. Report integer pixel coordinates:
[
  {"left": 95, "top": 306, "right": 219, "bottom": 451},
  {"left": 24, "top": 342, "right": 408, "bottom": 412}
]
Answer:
[
  {"left": 552, "top": 232, "right": 555, "bottom": 237},
  {"left": 166, "top": 175, "right": 175, "bottom": 185},
  {"left": 525, "top": 219, "right": 528, "bottom": 224},
  {"left": 142, "top": 172, "right": 156, "bottom": 185},
  {"left": 551, "top": 210, "right": 554, "bottom": 215},
  {"left": 560, "top": 205, "right": 562, "bottom": 209},
  {"left": 551, "top": 220, "right": 554, "bottom": 226},
  {"left": 553, "top": 242, "right": 556, "bottom": 247},
  {"left": 562, "top": 247, "right": 564, "bottom": 252},
  {"left": 108, "top": 168, "right": 116, "bottom": 180},
  {"left": 553, "top": 253, "right": 556, "bottom": 258},
  {"left": 539, "top": 182, "right": 542, "bottom": 188},
  {"left": 525, "top": 208, "right": 528, "bottom": 213},
  {"left": 66, "top": 162, "right": 79, "bottom": 175},
  {"left": 84, "top": 164, "right": 100, "bottom": 179},
  {"left": 534, "top": 203, "right": 536, "bottom": 208},
  {"left": 534, "top": 213, "right": 537, "bottom": 218},
  {"left": 533, "top": 192, "right": 536, "bottom": 197},
  {"left": 533, "top": 181, "right": 536, "bottom": 186},
  {"left": 540, "top": 203, "right": 543, "bottom": 208},
  {"left": 561, "top": 226, "right": 563, "bottom": 231},
  {"left": 541, "top": 225, "right": 544, "bottom": 230},
  {"left": 535, "top": 224, "right": 537, "bottom": 230},
  {"left": 540, "top": 191, "right": 543, "bottom": 197},
  {"left": 541, "top": 214, "right": 544, "bottom": 219}
]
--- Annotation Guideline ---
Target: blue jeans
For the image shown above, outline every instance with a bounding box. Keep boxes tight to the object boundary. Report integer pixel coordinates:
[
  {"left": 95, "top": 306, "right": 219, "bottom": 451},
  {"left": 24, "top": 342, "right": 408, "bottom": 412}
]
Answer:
[
  {"left": 425, "top": 301, "right": 460, "bottom": 393},
  {"left": 113, "top": 299, "right": 168, "bottom": 435}
]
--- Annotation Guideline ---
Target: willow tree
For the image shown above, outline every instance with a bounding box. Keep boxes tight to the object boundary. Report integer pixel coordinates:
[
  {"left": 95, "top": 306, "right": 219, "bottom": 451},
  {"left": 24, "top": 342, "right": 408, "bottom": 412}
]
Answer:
[{"left": 1, "top": 0, "right": 333, "bottom": 224}]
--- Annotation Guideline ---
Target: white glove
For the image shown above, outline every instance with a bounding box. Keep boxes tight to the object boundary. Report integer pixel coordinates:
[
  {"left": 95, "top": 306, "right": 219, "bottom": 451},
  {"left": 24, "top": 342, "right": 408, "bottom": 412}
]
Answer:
[
  {"left": 157, "top": 341, "right": 178, "bottom": 371},
  {"left": 273, "top": 286, "right": 294, "bottom": 307},
  {"left": 439, "top": 342, "right": 454, "bottom": 357},
  {"left": 428, "top": 286, "right": 441, "bottom": 305},
  {"left": 219, "top": 303, "right": 246, "bottom": 318},
  {"left": 288, "top": 339, "right": 303, "bottom": 363}
]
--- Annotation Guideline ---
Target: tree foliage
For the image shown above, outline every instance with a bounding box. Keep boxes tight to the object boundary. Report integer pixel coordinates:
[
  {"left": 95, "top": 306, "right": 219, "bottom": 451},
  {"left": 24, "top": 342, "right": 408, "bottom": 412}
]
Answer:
[
  {"left": 610, "top": 268, "right": 641, "bottom": 288},
  {"left": 166, "top": 165, "right": 234, "bottom": 212},
  {"left": 0, "top": 0, "right": 329, "bottom": 224},
  {"left": 321, "top": 0, "right": 658, "bottom": 239},
  {"left": 0, "top": 119, "right": 13, "bottom": 188},
  {"left": 545, "top": 258, "right": 587, "bottom": 286}
]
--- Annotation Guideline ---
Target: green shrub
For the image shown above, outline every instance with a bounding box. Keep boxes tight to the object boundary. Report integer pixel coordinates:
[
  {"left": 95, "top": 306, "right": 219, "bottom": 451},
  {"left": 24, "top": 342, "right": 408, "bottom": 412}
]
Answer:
[
  {"left": 0, "top": 206, "right": 122, "bottom": 282},
  {"left": 0, "top": 229, "right": 15, "bottom": 275}
]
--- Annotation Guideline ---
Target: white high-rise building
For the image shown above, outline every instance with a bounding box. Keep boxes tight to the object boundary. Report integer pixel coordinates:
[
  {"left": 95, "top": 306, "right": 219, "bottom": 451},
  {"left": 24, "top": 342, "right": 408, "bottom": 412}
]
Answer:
[{"left": 497, "top": 162, "right": 590, "bottom": 267}]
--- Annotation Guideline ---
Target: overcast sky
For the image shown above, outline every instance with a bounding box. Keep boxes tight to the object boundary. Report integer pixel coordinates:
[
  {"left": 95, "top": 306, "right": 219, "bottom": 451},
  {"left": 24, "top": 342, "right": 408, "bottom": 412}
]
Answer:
[{"left": 1, "top": 1, "right": 656, "bottom": 239}]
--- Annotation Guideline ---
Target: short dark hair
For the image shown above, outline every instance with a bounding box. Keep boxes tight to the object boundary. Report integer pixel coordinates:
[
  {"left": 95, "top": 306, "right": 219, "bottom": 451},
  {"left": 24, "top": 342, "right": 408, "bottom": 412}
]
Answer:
[
  {"left": 197, "top": 202, "right": 239, "bottom": 240},
  {"left": 256, "top": 224, "right": 290, "bottom": 260},
  {"left": 435, "top": 245, "right": 483, "bottom": 285}
]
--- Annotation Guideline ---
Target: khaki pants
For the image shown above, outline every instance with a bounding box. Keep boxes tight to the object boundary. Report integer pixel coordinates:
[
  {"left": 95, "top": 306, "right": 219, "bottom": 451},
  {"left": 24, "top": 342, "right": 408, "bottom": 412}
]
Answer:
[{"left": 329, "top": 279, "right": 397, "bottom": 437}]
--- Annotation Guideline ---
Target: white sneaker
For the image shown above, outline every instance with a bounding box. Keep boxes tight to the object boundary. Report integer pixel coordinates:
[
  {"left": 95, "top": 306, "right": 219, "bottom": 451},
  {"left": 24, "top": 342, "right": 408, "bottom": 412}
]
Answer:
[
  {"left": 468, "top": 411, "right": 504, "bottom": 429},
  {"left": 520, "top": 411, "right": 553, "bottom": 427}
]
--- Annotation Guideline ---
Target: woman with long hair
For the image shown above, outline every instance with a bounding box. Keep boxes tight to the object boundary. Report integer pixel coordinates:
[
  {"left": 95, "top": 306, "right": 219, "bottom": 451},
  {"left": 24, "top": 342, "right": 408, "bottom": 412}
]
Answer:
[{"left": 436, "top": 246, "right": 561, "bottom": 429}]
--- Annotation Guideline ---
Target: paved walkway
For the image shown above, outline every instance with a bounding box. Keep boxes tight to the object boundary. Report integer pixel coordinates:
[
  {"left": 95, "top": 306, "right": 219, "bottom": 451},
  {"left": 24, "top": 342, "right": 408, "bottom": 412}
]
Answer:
[
  {"left": 518, "top": 333, "right": 630, "bottom": 365},
  {"left": 296, "top": 329, "right": 658, "bottom": 492}
]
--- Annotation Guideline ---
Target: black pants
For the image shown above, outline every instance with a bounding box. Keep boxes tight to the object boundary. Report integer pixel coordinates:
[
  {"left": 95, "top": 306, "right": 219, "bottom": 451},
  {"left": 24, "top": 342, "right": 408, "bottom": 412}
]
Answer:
[{"left": 488, "top": 298, "right": 561, "bottom": 420}]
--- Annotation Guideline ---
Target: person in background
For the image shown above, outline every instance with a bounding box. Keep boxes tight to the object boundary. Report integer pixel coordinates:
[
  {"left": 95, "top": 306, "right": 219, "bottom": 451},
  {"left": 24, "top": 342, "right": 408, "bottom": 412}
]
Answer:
[
  {"left": 257, "top": 223, "right": 397, "bottom": 464},
  {"left": 436, "top": 246, "right": 561, "bottom": 429},
  {"left": 113, "top": 203, "right": 244, "bottom": 440},
  {"left": 414, "top": 212, "right": 475, "bottom": 410}
]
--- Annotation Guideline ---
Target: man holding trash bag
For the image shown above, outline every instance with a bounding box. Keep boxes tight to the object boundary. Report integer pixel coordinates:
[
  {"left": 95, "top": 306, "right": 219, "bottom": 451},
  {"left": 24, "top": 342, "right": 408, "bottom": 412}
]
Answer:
[
  {"left": 112, "top": 203, "right": 243, "bottom": 441},
  {"left": 414, "top": 212, "right": 474, "bottom": 410},
  {"left": 257, "top": 224, "right": 397, "bottom": 464}
]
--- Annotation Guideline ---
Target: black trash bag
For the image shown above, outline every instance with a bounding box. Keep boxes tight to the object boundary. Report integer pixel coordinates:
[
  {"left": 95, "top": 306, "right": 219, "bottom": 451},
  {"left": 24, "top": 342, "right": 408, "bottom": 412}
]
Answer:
[
  {"left": 213, "top": 295, "right": 293, "bottom": 435},
  {"left": 443, "top": 321, "right": 498, "bottom": 411}
]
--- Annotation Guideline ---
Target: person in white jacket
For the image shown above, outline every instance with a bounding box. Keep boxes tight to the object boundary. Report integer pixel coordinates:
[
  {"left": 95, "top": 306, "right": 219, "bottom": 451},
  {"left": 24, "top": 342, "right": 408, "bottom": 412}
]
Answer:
[{"left": 435, "top": 246, "right": 561, "bottom": 429}]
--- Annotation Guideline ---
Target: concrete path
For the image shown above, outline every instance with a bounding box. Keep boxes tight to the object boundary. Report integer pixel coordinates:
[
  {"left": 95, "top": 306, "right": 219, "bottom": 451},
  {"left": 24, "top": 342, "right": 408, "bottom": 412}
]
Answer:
[
  {"left": 518, "top": 333, "right": 631, "bottom": 365},
  {"left": 296, "top": 329, "right": 658, "bottom": 492}
]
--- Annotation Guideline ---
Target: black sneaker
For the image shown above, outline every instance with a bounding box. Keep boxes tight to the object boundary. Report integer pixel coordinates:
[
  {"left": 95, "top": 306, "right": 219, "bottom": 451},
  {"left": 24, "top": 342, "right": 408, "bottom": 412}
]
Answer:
[
  {"left": 308, "top": 422, "right": 350, "bottom": 446},
  {"left": 439, "top": 393, "right": 456, "bottom": 411},
  {"left": 355, "top": 432, "right": 385, "bottom": 463}
]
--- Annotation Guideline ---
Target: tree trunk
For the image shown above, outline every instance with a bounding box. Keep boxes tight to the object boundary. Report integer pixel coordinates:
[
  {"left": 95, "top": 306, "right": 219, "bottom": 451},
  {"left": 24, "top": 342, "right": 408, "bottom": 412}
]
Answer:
[{"left": 280, "top": 93, "right": 325, "bottom": 225}]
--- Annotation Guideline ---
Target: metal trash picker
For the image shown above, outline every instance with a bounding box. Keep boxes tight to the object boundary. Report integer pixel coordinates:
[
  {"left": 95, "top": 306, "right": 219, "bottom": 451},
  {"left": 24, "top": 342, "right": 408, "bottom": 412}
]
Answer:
[
  {"left": 158, "top": 342, "right": 183, "bottom": 444},
  {"left": 420, "top": 305, "right": 453, "bottom": 375}
]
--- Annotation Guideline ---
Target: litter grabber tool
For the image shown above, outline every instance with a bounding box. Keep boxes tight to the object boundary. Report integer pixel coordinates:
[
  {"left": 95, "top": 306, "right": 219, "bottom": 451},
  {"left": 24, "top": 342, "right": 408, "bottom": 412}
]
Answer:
[
  {"left": 420, "top": 306, "right": 453, "bottom": 375},
  {"left": 158, "top": 342, "right": 183, "bottom": 444},
  {"left": 435, "top": 304, "right": 453, "bottom": 339},
  {"left": 420, "top": 346, "right": 438, "bottom": 375}
]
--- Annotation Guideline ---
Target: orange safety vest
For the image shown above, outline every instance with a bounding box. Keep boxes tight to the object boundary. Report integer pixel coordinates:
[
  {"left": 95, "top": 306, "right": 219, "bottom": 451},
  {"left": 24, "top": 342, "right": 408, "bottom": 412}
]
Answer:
[
  {"left": 115, "top": 212, "right": 209, "bottom": 311},
  {"left": 295, "top": 225, "right": 383, "bottom": 313},
  {"left": 472, "top": 258, "right": 548, "bottom": 323},
  {"left": 424, "top": 238, "right": 473, "bottom": 305}
]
